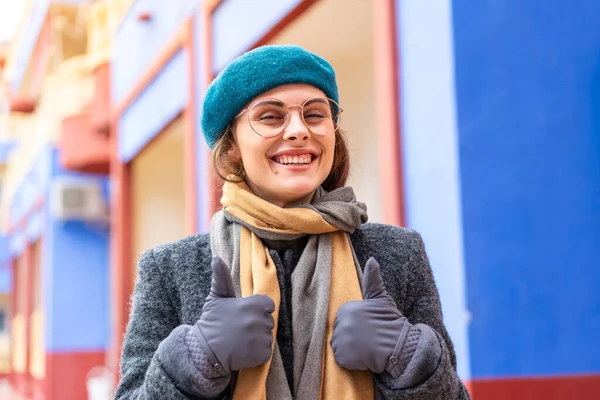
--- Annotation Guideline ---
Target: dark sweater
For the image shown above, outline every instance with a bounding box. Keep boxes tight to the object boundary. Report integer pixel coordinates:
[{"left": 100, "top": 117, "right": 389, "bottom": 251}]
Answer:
[{"left": 115, "top": 223, "right": 471, "bottom": 400}]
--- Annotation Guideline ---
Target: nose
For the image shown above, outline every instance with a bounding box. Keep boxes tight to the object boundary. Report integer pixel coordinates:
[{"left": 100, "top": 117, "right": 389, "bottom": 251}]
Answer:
[{"left": 282, "top": 109, "right": 310, "bottom": 142}]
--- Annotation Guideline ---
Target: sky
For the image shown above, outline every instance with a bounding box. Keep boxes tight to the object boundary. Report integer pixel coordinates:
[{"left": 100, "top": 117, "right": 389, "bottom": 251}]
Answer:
[{"left": 0, "top": 1, "right": 28, "bottom": 44}]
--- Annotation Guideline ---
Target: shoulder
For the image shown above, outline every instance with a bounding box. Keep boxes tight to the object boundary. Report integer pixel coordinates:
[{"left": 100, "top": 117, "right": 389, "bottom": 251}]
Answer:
[
  {"left": 136, "top": 233, "right": 213, "bottom": 324},
  {"left": 141, "top": 232, "right": 212, "bottom": 279},
  {"left": 350, "top": 222, "right": 425, "bottom": 267},
  {"left": 350, "top": 223, "right": 431, "bottom": 312},
  {"left": 145, "top": 232, "right": 212, "bottom": 266},
  {"left": 138, "top": 232, "right": 210, "bottom": 277},
  {"left": 352, "top": 222, "right": 423, "bottom": 244}
]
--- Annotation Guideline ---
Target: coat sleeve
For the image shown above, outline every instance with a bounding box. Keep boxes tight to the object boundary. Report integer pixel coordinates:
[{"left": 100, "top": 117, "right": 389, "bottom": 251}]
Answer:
[
  {"left": 114, "top": 249, "right": 230, "bottom": 400},
  {"left": 375, "top": 231, "right": 471, "bottom": 400}
]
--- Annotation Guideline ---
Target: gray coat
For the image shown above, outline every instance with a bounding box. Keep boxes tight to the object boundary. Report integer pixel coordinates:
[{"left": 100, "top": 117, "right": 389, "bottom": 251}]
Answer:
[{"left": 115, "top": 223, "right": 470, "bottom": 399}]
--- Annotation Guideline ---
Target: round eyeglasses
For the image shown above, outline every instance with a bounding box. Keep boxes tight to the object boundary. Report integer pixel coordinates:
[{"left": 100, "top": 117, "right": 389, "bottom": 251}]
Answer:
[{"left": 234, "top": 97, "right": 343, "bottom": 138}]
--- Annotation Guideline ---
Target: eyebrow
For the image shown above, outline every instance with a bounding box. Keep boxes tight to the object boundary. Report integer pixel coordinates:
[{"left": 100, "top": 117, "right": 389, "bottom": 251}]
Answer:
[
  {"left": 253, "top": 99, "right": 287, "bottom": 107},
  {"left": 253, "top": 98, "right": 329, "bottom": 107},
  {"left": 303, "top": 98, "right": 328, "bottom": 106}
]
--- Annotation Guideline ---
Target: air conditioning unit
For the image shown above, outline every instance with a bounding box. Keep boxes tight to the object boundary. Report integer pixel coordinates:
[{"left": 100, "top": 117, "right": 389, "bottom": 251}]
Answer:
[{"left": 51, "top": 178, "right": 107, "bottom": 221}]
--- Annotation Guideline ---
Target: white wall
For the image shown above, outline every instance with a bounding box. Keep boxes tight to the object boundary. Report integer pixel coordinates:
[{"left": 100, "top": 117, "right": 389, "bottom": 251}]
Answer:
[
  {"left": 131, "top": 117, "right": 186, "bottom": 273},
  {"left": 397, "top": 0, "right": 470, "bottom": 380},
  {"left": 332, "top": 53, "right": 380, "bottom": 222}
]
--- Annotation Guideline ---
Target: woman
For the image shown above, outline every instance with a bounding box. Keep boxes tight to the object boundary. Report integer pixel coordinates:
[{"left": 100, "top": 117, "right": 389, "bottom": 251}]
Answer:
[{"left": 115, "top": 45, "right": 470, "bottom": 400}]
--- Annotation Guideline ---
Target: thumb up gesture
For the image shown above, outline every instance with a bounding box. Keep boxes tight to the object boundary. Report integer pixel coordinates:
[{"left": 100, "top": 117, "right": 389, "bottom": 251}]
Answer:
[
  {"left": 193, "top": 257, "right": 275, "bottom": 374},
  {"left": 332, "top": 257, "right": 409, "bottom": 373}
]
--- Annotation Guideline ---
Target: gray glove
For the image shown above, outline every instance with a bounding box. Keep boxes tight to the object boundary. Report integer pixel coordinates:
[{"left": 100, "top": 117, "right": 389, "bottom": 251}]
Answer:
[
  {"left": 332, "top": 257, "right": 411, "bottom": 373},
  {"left": 192, "top": 256, "right": 275, "bottom": 374}
]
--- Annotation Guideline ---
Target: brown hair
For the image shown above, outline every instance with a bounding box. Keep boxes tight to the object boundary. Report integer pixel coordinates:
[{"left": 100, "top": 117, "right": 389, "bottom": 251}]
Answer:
[{"left": 212, "top": 126, "right": 350, "bottom": 192}]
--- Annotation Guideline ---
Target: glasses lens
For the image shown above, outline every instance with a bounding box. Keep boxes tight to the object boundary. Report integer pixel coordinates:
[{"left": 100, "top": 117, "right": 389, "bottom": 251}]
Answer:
[
  {"left": 301, "top": 98, "right": 339, "bottom": 136},
  {"left": 248, "top": 99, "right": 288, "bottom": 137}
]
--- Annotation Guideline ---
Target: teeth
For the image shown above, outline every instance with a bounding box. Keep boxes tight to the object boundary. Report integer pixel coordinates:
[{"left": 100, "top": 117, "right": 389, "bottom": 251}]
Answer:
[{"left": 274, "top": 154, "right": 313, "bottom": 165}]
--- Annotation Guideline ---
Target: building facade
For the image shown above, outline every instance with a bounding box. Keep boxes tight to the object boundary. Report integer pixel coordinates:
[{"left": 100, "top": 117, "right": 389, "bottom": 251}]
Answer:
[
  {"left": 1, "top": 1, "right": 117, "bottom": 399},
  {"left": 1, "top": 0, "right": 599, "bottom": 399}
]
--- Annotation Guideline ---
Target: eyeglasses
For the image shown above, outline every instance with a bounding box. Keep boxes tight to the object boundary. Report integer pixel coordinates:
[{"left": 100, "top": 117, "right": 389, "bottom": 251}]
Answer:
[{"left": 234, "top": 97, "right": 343, "bottom": 138}]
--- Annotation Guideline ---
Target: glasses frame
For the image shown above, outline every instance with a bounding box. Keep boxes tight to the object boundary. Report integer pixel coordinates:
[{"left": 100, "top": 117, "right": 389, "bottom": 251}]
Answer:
[{"left": 233, "top": 96, "right": 344, "bottom": 138}]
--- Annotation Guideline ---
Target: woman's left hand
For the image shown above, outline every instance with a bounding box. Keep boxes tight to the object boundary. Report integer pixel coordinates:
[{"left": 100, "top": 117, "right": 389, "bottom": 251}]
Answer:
[{"left": 331, "top": 257, "right": 410, "bottom": 374}]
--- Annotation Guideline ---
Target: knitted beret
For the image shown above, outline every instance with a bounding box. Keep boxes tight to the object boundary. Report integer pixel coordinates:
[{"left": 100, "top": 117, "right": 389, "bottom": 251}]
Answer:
[{"left": 201, "top": 45, "right": 339, "bottom": 149}]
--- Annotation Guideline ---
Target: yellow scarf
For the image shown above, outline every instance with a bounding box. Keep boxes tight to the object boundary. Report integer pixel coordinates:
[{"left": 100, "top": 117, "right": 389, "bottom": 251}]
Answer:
[{"left": 219, "top": 179, "right": 374, "bottom": 400}]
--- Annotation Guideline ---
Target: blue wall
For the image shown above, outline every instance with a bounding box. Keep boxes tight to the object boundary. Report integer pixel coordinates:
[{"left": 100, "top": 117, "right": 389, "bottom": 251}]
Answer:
[
  {"left": 113, "top": 0, "right": 198, "bottom": 162},
  {"left": 118, "top": 49, "right": 189, "bottom": 162},
  {"left": 8, "top": 147, "right": 52, "bottom": 259},
  {"left": 8, "top": 0, "right": 50, "bottom": 93},
  {"left": 453, "top": 0, "right": 600, "bottom": 378},
  {"left": 194, "top": 8, "right": 212, "bottom": 232},
  {"left": 0, "top": 269, "right": 10, "bottom": 294},
  {"left": 112, "top": 0, "right": 197, "bottom": 104},
  {"left": 0, "top": 235, "right": 10, "bottom": 294},
  {"left": 9, "top": 148, "right": 51, "bottom": 239},
  {"left": 0, "top": 141, "right": 17, "bottom": 164},
  {"left": 45, "top": 217, "right": 110, "bottom": 351},
  {"left": 43, "top": 149, "right": 110, "bottom": 352}
]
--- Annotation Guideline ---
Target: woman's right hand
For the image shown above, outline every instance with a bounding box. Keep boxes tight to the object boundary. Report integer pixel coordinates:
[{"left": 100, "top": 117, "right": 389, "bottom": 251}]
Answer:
[{"left": 191, "top": 256, "right": 275, "bottom": 374}]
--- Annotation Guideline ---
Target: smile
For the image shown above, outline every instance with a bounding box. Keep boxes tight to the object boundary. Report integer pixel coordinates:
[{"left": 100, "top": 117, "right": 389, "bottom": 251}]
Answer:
[{"left": 272, "top": 154, "right": 316, "bottom": 165}]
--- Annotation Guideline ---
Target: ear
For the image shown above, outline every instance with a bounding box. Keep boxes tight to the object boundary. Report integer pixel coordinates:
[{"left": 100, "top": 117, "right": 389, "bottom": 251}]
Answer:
[{"left": 228, "top": 141, "right": 241, "bottom": 162}]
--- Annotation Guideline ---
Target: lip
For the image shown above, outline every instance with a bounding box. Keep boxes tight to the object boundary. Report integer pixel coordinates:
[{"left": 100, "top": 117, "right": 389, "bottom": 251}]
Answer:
[
  {"left": 270, "top": 148, "right": 320, "bottom": 157},
  {"left": 270, "top": 158, "right": 316, "bottom": 171}
]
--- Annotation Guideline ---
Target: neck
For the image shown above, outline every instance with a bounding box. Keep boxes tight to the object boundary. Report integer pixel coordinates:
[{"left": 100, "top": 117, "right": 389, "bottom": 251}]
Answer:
[
  {"left": 246, "top": 182, "right": 315, "bottom": 208},
  {"left": 272, "top": 194, "right": 314, "bottom": 208}
]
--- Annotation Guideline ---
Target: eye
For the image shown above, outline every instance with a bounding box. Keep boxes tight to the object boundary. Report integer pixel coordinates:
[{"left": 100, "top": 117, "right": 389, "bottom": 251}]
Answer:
[
  {"left": 257, "top": 114, "right": 282, "bottom": 121},
  {"left": 249, "top": 100, "right": 287, "bottom": 123},
  {"left": 304, "top": 106, "right": 328, "bottom": 121},
  {"left": 304, "top": 113, "right": 326, "bottom": 120},
  {"left": 256, "top": 112, "right": 285, "bottom": 122}
]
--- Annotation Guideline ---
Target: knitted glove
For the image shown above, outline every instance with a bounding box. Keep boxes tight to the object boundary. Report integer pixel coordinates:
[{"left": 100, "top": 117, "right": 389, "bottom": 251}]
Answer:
[
  {"left": 157, "top": 325, "right": 230, "bottom": 398},
  {"left": 332, "top": 257, "right": 416, "bottom": 374},
  {"left": 191, "top": 256, "right": 275, "bottom": 374}
]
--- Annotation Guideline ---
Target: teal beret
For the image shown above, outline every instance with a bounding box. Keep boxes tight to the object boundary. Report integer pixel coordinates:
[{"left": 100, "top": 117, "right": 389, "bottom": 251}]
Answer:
[{"left": 201, "top": 45, "right": 339, "bottom": 149}]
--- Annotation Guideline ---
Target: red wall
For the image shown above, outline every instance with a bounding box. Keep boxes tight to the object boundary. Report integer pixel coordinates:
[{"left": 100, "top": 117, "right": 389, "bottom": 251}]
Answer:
[
  {"left": 45, "top": 352, "right": 106, "bottom": 400},
  {"left": 470, "top": 375, "right": 600, "bottom": 400}
]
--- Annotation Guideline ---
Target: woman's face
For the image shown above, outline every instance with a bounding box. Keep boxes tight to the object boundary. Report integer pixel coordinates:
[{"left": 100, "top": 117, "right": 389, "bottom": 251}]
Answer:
[{"left": 231, "top": 84, "right": 336, "bottom": 208}]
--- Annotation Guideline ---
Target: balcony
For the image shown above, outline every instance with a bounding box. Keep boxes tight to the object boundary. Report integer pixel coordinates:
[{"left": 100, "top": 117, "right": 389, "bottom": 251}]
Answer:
[
  {"left": 57, "top": 0, "right": 116, "bottom": 175},
  {"left": 8, "top": 96, "right": 37, "bottom": 114},
  {"left": 56, "top": 55, "right": 109, "bottom": 174}
]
